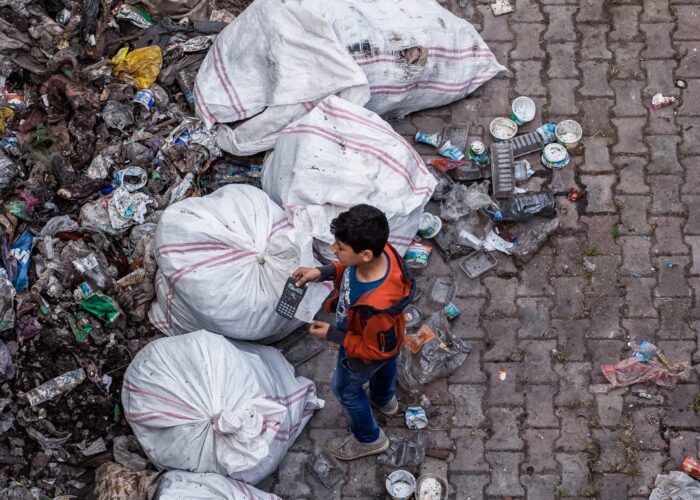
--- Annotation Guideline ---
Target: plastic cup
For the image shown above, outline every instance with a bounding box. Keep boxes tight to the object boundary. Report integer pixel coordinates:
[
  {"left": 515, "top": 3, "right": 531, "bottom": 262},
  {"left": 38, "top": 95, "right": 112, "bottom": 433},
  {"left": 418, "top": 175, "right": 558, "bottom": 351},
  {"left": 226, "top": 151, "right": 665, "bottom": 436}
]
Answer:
[
  {"left": 386, "top": 470, "right": 416, "bottom": 500},
  {"left": 489, "top": 117, "right": 518, "bottom": 141},
  {"left": 555, "top": 120, "right": 582, "bottom": 150},
  {"left": 511, "top": 96, "right": 536, "bottom": 125}
]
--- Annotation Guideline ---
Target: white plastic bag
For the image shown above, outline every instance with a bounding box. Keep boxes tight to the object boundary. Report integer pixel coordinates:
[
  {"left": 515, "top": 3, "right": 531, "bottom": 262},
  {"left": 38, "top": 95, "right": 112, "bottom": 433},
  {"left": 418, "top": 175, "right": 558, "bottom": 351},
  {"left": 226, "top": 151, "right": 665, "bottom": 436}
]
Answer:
[
  {"left": 148, "top": 184, "right": 331, "bottom": 341},
  {"left": 196, "top": 0, "right": 504, "bottom": 155},
  {"left": 649, "top": 471, "right": 700, "bottom": 500},
  {"left": 157, "top": 471, "right": 281, "bottom": 500},
  {"left": 123, "top": 331, "right": 323, "bottom": 485},
  {"left": 262, "top": 96, "right": 437, "bottom": 257}
]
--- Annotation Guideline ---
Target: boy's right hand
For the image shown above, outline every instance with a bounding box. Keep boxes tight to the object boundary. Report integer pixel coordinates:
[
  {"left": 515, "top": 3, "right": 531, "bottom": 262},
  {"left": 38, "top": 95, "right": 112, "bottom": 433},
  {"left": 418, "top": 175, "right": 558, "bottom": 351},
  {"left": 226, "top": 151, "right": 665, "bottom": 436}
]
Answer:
[{"left": 292, "top": 267, "right": 321, "bottom": 287}]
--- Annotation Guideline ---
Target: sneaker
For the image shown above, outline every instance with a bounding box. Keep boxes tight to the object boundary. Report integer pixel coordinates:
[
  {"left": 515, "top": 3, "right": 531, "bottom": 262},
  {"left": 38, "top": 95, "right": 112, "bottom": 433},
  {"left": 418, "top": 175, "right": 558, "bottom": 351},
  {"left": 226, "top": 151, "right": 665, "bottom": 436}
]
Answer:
[
  {"left": 363, "top": 384, "right": 400, "bottom": 416},
  {"left": 327, "top": 429, "right": 390, "bottom": 460}
]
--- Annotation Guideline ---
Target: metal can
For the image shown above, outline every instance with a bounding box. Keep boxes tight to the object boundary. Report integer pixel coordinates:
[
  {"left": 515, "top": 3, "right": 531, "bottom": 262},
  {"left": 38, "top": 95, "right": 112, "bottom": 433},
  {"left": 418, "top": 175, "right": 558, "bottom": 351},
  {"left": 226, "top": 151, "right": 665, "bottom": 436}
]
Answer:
[
  {"left": 469, "top": 140, "right": 489, "bottom": 165},
  {"left": 133, "top": 89, "right": 155, "bottom": 111},
  {"left": 444, "top": 302, "right": 460, "bottom": 320},
  {"left": 541, "top": 143, "right": 570, "bottom": 169},
  {"left": 404, "top": 406, "right": 428, "bottom": 430},
  {"left": 682, "top": 456, "right": 700, "bottom": 480}
]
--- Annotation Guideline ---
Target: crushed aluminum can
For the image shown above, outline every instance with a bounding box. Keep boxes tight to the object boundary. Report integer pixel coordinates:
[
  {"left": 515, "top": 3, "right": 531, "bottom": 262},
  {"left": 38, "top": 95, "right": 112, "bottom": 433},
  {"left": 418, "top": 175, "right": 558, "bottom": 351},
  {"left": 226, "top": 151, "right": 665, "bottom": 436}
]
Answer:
[
  {"left": 541, "top": 143, "right": 570, "bottom": 169},
  {"left": 415, "top": 131, "right": 442, "bottom": 148},
  {"left": 536, "top": 123, "right": 557, "bottom": 143},
  {"left": 651, "top": 93, "right": 676, "bottom": 110},
  {"left": 682, "top": 456, "right": 700, "bottom": 480},
  {"left": 405, "top": 406, "right": 428, "bottom": 429},
  {"left": 133, "top": 89, "right": 155, "bottom": 111},
  {"left": 443, "top": 302, "right": 460, "bottom": 320}
]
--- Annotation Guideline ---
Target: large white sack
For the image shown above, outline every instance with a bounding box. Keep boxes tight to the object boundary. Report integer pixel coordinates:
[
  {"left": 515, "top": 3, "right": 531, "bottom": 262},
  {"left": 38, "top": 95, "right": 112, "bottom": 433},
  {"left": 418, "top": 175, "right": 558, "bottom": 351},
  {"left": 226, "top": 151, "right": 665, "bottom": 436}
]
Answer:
[
  {"left": 123, "top": 331, "right": 323, "bottom": 485},
  {"left": 196, "top": 0, "right": 505, "bottom": 155},
  {"left": 262, "top": 96, "right": 437, "bottom": 258},
  {"left": 157, "top": 471, "right": 281, "bottom": 500},
  {"left": 148, "top": 184, "right": 331, "bottom": 341}
]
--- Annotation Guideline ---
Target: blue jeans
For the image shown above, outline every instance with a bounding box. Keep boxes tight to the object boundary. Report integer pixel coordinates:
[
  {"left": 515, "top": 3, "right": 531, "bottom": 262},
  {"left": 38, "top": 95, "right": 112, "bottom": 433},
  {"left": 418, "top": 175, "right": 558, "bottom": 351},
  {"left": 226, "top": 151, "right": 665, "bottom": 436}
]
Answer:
[{"left": 331, "top": 347, "right": 397, "bottom": 443}]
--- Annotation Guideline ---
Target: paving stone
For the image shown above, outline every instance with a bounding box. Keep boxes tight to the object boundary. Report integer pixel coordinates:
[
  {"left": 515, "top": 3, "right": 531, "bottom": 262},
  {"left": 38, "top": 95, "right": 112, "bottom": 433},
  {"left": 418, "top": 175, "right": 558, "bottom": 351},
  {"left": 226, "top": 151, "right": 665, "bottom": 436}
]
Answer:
[
  {"left": 449, "top": 429, "right": 489, "bottom": 472},
  {"left": 622, "top": 277, "right": 658, "bottom": 318},
  {"left": 690, "top": 279, "right": 700, "bottom": 318},
  {"left": 552, "top": 235, "right": 582, "bottom": 275},
  {"left": 677, "top": 42, "right": 700, "bottom": 78},
  {"left": 449, "top": 474, "right": 488, "bottom": 500},
  {"left": 485, "top": 363, "right": 524, "bottom": 407},
  {"left": 580, "top": 98, "right": 615, "bottom": 136},
  {"left": 598, "top": 473, "right": 631, "bottom": 500},
  {"left": 518, "top": 248, "right": 554, "bottom": 296},
  {"left": 450, "top": 297, "right": 486, "bottom": 340},
  {"left": 679, "top": 79, "right": 700, "bottom": 116},
  {"left": 649, "top": 107, "right": 680, "bottom": 135},
  {"left": 309, "top": 389, "right": 345, "bottom": 429},
  {"left": 517, "top": 298, "right": 553, "bottom": 338},
  {"left": 641, "top": 23, "right": 675, "bottom": 59},
  {"left": 554, "top": 362, "right": 594, "bottom": 407},
  {"left": 588, "top": 340, "right": 626, "bottom": 385},
  {"left": 485, "top": 452, "right": 525, "bottom": 497},
  {"left": 581, "top": 137, "right": 613, "bottom": 173},
  {"left": 449, "top": 384, "right": 486, "bottom": 427},
  {"left": 647, "top": 135, "right": 682, "bottom": 174},
  {"left": 486, "top": 407, "right": 525, "bottom": 451},
  {"left": 580, "top": 61, "right": 614, "bottom": 98},
  {"left": 543, "top": 6, "right": 577, "bottom": 42},
  {"left": 687, "top": 236, "right": 700, "bottom": 275},
  {"left": 615, "top": 156, "right": 650, "bottom": 194},
  {"left": 612, "top": 80, "right": 647, "bottom": 117},
  {"left": 663, "top": 383, "right": 700, "bottom": 428},
  {"left": 632, "top": 407, "right": 668, "bottom": 451},
  {"left": 547, "top": 43, "right": 578, "bottom": 78},
  {"left": 477, "top": 78, "right": 512, "bottom": 117},
  {"left": 273, "top": 452, "right": 312, "bottom": 498},
  {"left": 556, "top": 196, "right": 585, "bottom": 231},
  {"left": 675, "top": 5, "right": 700, "bottom": 40},
  {"left": 511, "top": 23, "right": 545, "bottom": 60},
  {"left": 587, "top": 295, "right": 624, "bottom": 340},
  {"left": 681, "top": 157, "right": 700, "bottom": 194},
  {"left": 617, "top": 195, "right": 651, "bottom": 235},
  {"left": 651, "top": 175, "right": 684, "bottom": 215},
  {"left": 577, "top": 0, "right": 605, "bottom": 21},
  {"left": 553, "top": 319, "right": 590, "bottom": 361},
  {"left": 341, "top": 460, "right": 381, "bottom": 497},
  {"left": 483, "top": 318, "right": 520, "bottom": 362},
  {"left": 579, "top": 24, "right": 612, "bottom": 60},
  {"left": 521, "top": 340, "right": 559, "bottom": 384},
  {"left": 477, "top": 5, "right": 514, "bottom": 42},
  {"left": 655, "top": 297, "right": 694, "bottom": 339},
  {"left": 550, "top": 160, "right": 578, "bottom": 191},
  {"left": 581, "top": 175, "right": 616, "bottom": 213},
  {"left": 512, "top": 60, "right": 546, "bottom": 96},
  {"left": 620, "top": 236, "right": 653, "bottom": 275},
  {"left": 555, "top": 407, "right": 593, "bottom": 452},
  {"left": 521, "top": 474, "right": 560, "bottom": 500},
  {"left": 483, "top": 278, "right": 519, "bottom": 317},
  {"left": 610, "top": 42, "right": 644, "bottom": 80},
  {"left": 552, "top": 277, "right": 585, "bottom": 319},
  {"left": 423, "top": 378, "right": 457, "bottom": 406},
  {"left": 669, "top": 431, "right": 700, "bottom": 469},
  {"left": 581, "top": 215, "right": 621, "bottom": 255},
  {"left": 594, "top": 390, "right": 624, "bottom": 426},
  {"left": 547, "top": 78, "right": 579, "bottom": 115},
  {"left": 557, "top": 453, "right": 592, "bottom": 495},
  {"left": 487, "top": 42, "right": 513, "bottom": 75},
  {"left": 448, "top": 341, "right": 487, "bottom": 383},
  {"left": 644, "top": 59, "right": 680, "bottom": 97},
  {"left": 525, "top": 384, "right": 559, "bottom": 428},
  {"left": 641, "top": 0, "right": 672, "bottom": 22},
  {"left": 629, "top": 452, "right": 666, "bottom": 496},
  {"left": 611, "top": 117, "right": 648, "bottom": 155},
  {"left": 592, "top": 428, "right": 629, "bottom": 474},
  {"left": 609, "top": 6, "right": 643, "bottom": 42},
  {"left": 684, "top": 195, "right": 700, "bottom": 234},
  {"left": 652, "top": 217, "right": 689, "bottom": 255},
  {"left": 513, "top": 0, "right": 545, "bottom": 22},
  {"left": 521, "top": 429, "right": 559, "bottom": 472},
  {"left": 657, "top": 340, "right": 695, "bottom": 366}
]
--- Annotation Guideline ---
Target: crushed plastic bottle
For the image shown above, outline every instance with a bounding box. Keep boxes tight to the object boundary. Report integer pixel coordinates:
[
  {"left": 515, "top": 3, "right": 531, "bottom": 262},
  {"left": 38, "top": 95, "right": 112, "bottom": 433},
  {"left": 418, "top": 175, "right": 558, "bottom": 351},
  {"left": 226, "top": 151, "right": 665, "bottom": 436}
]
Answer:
[
  {"left": 488, "top": 190, "right": 556, "bottom": 222},
  {"left": 378, "top": 434, "right": 426, "bottom": 467},
  {"left": 307, "top": 448, "right": 347, "bottom": 488}
]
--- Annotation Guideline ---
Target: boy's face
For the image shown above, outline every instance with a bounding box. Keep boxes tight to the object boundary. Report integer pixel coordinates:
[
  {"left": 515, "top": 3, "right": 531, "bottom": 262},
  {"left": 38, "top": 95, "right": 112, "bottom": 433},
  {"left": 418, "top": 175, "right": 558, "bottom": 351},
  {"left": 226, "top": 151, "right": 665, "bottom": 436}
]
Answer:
[{"left": 331, "top": 240, "right": 374, "bottom": 267}]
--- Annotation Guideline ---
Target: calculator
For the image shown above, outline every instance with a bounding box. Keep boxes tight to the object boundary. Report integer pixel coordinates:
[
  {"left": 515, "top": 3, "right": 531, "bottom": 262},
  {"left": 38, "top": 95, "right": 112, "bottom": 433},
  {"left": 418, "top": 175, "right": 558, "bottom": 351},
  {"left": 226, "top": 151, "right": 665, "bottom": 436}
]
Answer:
[{"left": 275, "top": 277, "right": 308, "bottom": 320}]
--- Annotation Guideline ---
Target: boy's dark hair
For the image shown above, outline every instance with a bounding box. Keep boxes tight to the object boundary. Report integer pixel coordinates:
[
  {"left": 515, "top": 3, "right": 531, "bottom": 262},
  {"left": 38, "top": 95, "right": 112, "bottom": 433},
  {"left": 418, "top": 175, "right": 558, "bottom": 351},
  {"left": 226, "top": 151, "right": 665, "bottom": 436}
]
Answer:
[{"left": 331, "top": 205, "right": 389, "bottom": 258}]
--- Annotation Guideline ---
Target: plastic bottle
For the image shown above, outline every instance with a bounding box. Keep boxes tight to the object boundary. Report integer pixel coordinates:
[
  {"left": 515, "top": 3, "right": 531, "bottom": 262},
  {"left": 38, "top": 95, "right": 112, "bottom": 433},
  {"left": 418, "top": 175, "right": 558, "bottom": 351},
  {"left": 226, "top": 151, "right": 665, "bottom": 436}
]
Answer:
[
  {"left": 72, "top": 253, "right": 112, "bottom": 291},
  {"left": 176, "top": 70, "right": 195, "bottom": 110},
  {"left": 489, "top": 190, "right": 556, "bottom": 222}
]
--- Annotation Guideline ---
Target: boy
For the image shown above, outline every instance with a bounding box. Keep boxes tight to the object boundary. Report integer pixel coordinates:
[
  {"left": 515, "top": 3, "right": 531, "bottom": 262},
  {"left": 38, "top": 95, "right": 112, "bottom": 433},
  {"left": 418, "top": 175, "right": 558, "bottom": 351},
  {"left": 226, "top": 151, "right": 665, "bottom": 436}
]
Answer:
[{"left": 293, "top": 204, "right": 415, "bottom": 460}]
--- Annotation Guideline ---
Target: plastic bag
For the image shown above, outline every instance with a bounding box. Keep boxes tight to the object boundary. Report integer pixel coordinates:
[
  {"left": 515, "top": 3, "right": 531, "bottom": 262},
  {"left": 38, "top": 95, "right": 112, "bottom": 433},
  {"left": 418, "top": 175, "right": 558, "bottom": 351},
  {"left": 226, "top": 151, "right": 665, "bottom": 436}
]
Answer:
[
  {"left": 9, "top": 231, "right": 33, "bottom": 291},
  {"left": 157, "top": 471, "right": 282, "bottom": 500},
  {"left": 0, "top": 340, "right": 15, "bottom": 382},
  {"left": 149, "top": 184, "right": 330, "bottom": 341},
  {"left": 398, "top": 313, "right": 471, "bottom": 392},
  {"left": 112, "top": 46, "right": 163, "bottom": 90},
  {"left": 0, "top": 269, "right": 15, "bottom": 332},
  {"left": 601, "top": 342, "right": 690, "bottom": 388},
  {"left": 440, "top": 182, "right": 494, "bottom": 222},
  {"left": 262, "top": 96, "right": 436, "bottom": 257},
  {"left": 122, "top": 331, "right": 323, "bottom": 484},
  {"left": 649, "top": 471, "right": 700, "bottom": 500},
  {"left": 80, "top": 293, "right": 123, "bottom": 324}
]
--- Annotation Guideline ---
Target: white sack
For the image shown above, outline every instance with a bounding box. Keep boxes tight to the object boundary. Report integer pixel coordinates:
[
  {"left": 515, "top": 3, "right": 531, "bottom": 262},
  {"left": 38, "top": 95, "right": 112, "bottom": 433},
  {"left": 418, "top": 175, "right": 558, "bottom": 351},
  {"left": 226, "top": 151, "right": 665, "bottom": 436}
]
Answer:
[
  {"left": 123, "top": 331, "right": 323, "bottom": 485},
  {"left": 262, "top": 96, "right": 437, "bottom": 257},
  {"left": 196, "top": 0, "right": 505, "bottom": 155},
  {"left": 157, "top": 471, "right": 281, "bottom": 500},
  {"left": 148, "top": 184, "right": 331, "bottom": 341}
]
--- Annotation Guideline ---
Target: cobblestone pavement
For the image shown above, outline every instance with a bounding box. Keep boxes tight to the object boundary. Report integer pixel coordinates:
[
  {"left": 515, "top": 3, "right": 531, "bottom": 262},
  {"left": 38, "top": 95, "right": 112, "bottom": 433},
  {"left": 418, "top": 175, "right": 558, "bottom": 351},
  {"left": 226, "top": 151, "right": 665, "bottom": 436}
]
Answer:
[{"left": 263, "top": 0, "right": 700, "bottom": 498}]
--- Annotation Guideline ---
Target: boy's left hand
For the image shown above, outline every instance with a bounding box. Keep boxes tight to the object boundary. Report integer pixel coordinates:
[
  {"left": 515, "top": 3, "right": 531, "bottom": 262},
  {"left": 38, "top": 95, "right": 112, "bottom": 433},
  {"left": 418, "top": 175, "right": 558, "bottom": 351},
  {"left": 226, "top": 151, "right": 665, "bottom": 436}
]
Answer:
[{"left": 309, "top": 320, "right": 330, "bottom": 340}]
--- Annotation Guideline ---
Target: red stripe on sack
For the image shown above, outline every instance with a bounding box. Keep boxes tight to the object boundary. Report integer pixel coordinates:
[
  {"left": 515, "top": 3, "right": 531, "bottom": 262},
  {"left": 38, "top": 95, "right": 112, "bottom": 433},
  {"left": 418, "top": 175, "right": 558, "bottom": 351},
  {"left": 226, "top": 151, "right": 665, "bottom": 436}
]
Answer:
[
  {"left": 264, "top": 384, "right": 315, "bottom": 404},
  {"left": 124, "top": 379, "right": 198, "bottom": 413},
  {"left": 301, "top": 102, "right": 314, "bottom": 111},
  {"left": 203, "top": 250, "right": 256, "bottom": 270},
  {"left": 234, "top": 480, "right": 256, "bottom": 500},
  {"left": 353, "top": 49, "right": 494, "bottom": 66},
  {"left": 428, "top": 52, "right": 497, "bottom": 62},
  {"left": 157, "top": 241, "right": 229, "bottom": 252},
  {"left": 424, "top": 45, "right": 494, "bottom": 54},
  {"left": 126, "top": 410, "right": 199, "bottom": 424},
  {"left": 370, "top": 73, "right": 495, "bottom": 91},
  {"left": 369, "top": 76, "right": 495, "bottom": 95},
  {"left": 317, "top": 100, "right": 429, "bottom": 176},
  {"left": 212, "top": 43, "right": 246, "bottom": 119},
  {"left": 194, "top": 80, "right": 217, "bottom": 126},
  {"left": 269, "top": 220, "right": 293, "bottom": 240},
  {"left": 157, "top": 245, "right": 232, "bottom": 257},
  {"left": 283, "top": 125, "right": 433, "bottom": 197}
]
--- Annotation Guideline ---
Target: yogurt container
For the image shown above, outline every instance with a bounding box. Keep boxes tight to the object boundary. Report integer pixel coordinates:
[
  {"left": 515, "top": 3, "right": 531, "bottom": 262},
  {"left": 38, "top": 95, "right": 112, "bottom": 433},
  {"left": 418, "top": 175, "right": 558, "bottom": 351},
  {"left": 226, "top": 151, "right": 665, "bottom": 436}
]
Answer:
[
  {"left": 133, "top": 89, "right": 155, "bottom": 111},
  {"left": 418, "top": 213, "right": 442, "bottom": 239},
  {"left": 541, "top": 143, "right": 570, "bottom": 169},
  {"left": 555, "top": 120, "right": 582, "bottom": 149},
  {"left": 511, "top": 96, "right": 536, "bottom": 125},
  {"left": 386, "top": 470, "right": 417, "bottom": 500},
  {"left": 489, "top": 117, "right": 518, "bottom": 141}
]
